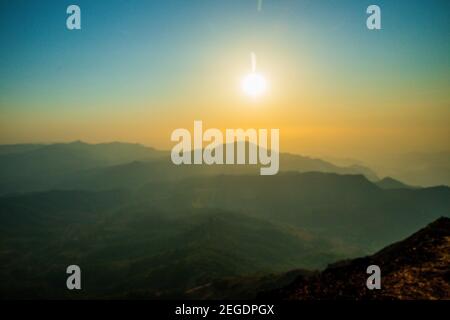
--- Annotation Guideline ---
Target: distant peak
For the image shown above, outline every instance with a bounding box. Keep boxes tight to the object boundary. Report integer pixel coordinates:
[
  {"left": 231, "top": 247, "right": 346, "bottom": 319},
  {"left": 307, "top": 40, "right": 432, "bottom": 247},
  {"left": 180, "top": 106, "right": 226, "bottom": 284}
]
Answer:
[
  {"left": 67, "top": 140, "right": 86, "bottom": 145},
  {"left": 376, "top": 176, "right": 414, "bottom": 189}
]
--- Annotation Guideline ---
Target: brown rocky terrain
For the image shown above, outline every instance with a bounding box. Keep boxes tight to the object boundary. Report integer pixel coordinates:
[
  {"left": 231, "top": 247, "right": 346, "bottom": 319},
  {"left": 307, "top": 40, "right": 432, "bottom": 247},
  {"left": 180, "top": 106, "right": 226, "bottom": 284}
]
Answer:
[{"left": 262, "top": 217, "right": 450, "bottom": 300}]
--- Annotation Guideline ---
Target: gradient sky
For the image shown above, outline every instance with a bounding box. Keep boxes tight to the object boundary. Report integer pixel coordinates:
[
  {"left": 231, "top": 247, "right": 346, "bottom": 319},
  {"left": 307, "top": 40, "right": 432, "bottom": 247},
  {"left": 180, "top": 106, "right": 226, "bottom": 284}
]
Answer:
[{"left": 0, "top": 0, "right": 449, "bottom": 162}]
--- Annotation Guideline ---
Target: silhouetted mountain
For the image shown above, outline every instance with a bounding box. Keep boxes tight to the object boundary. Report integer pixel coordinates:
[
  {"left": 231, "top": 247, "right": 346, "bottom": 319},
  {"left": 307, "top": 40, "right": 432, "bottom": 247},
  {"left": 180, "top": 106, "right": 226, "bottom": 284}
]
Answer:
[
  {"left": 262, "top": 217, "right": 450, "bottom": 300},
  {"left": 375, "top": 177, "right": 416, "bottom": 190}
]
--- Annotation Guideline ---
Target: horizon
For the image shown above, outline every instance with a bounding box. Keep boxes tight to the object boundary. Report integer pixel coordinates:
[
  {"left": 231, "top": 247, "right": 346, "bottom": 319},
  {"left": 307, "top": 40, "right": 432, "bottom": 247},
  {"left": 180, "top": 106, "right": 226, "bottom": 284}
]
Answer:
[
  {"left": 2, "top": 138, "right": 450, "bottom": 155},
  {"left": 1, "top": 138, "right": 449, "bottom": 165},
  {"left": 1, "top": 138, "right": 450, "bottom": 188}
]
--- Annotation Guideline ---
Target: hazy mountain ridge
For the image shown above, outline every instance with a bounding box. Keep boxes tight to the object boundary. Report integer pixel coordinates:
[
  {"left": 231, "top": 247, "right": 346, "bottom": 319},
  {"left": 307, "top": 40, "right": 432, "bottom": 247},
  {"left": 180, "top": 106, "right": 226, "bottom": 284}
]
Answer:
[
  {"left": 0, "top": 142, "right": 378, "bottom": 195},
  {"left": 0, "top": 142, "right": 166, "bottom": 195},
  {"left": 372, "top": 151, "right": 450, "bottom": 187}
]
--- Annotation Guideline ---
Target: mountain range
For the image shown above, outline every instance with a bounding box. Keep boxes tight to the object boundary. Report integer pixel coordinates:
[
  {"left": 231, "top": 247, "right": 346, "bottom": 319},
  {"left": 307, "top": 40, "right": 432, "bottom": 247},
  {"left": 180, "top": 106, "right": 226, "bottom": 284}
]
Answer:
[
  {"left": 0, "top": 141, "right": 378, "bottom": 195},
  {"left": 0, "top": 141, "right": 448, "bottom": 299}
]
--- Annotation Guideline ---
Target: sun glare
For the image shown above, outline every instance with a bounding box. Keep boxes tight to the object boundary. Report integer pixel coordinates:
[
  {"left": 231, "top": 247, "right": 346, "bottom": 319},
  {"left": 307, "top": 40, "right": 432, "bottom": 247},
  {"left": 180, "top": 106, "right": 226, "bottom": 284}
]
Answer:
[{"left": 241, "top": 72, "right": 267, "bottom": 98}]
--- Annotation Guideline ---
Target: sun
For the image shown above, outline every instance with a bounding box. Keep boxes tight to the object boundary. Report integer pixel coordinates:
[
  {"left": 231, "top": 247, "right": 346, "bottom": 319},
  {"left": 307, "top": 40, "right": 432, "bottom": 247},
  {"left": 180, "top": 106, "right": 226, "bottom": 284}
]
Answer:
[{"left": 241, "top": 72, "right": 267, "bottom": 98}]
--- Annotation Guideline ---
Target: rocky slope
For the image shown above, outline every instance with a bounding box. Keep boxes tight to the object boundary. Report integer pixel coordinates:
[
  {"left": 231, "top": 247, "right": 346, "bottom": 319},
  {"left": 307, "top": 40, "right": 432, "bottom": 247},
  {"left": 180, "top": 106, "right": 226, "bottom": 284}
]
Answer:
[{"left": 262, "top": 217, "right": 450, "bottom": 300}]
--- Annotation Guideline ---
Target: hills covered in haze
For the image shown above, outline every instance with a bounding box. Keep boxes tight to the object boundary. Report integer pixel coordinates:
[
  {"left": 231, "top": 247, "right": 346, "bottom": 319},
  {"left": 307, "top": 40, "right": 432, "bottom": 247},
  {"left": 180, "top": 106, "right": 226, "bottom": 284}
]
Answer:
[
  {"left": 0, "top": 141, "right": 378, "bottom": 195},
  {"left": 0, "top": 141, "right": 448, "bottom": 299},
  {"left": 371, "top": 151, "right": 450, "bottom": 187},
  {"left": 0, "top": 142, "right": 164, "bottom": 195}
]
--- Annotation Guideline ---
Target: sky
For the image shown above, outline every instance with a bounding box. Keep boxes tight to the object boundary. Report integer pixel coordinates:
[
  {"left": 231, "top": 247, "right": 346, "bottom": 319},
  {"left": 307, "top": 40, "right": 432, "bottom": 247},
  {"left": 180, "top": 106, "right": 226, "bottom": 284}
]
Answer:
[{"left": 0, "top": 0, "right": 449, "bottom": 162}]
